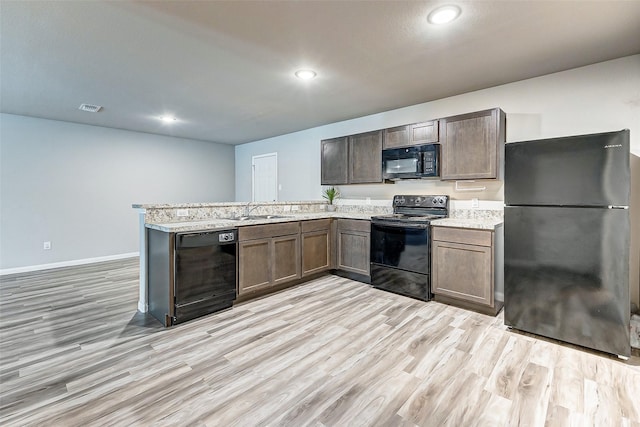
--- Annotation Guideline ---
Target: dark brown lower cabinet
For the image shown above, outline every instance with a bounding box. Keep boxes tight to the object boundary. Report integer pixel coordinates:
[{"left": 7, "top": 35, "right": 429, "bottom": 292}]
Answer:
[
  {"left": 335, "top": 219, "right": 370, "bottom": 277},
  {"left": 431, "top": 225, "right": 504, "bottom": 315},
  {"left": 237, "top": 218, "right": 372, "bottom": 298},
  {"left": 273, "top": 234, "right": 301, "bottom": 285},
  {"left": 238, "top": 238, "right": 271, "bottom": 294},
  {"left": 238, "top": 222, "right": 301, "bottom": 297},
  {"left": 301, "top": 219, "right": 331, "bottom": 277}
]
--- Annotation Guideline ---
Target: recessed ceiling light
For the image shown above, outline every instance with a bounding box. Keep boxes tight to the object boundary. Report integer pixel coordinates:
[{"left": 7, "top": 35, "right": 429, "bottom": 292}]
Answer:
[
  {"left": 295, "top": 69, "right": 317, "bottom": 80},
  {"left": 160, "top": 116, "right": 177, "bottom": 123},
  {"left": 428, "top": 5, "right": 461, "bottom": 25}
]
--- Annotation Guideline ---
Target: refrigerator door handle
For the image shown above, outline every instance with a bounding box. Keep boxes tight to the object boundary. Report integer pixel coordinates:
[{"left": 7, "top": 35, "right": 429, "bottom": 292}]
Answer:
[{"left": 608, "top": 205, "right": 629, "bottom": 209}]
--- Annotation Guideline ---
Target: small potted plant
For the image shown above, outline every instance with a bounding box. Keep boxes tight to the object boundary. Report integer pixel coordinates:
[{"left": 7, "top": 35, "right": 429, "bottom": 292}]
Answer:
[{"left": 322, "top": 186, "right": 340, "bottom": 211}]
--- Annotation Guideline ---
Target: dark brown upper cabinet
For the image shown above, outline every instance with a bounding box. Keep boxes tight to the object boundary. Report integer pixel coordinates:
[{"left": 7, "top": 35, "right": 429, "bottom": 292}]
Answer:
[
  {"left": 321, "top": 131, "right": 382, "bottom": 185},
  {"left": 383, "top": 120, "right": 439, "bottom": 149},
  {"left": 321, "top": 136, "right": 349, "bottom": 185},
  {"left": 348, "top": 130, "right": 383, "bottom": 184},
  {"left": 440, "top": 108, "right": 506, "bottom": 180}
]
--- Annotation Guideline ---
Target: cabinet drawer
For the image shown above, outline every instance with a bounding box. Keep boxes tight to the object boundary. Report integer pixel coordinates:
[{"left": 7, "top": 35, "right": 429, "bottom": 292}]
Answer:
[
  {"left": 337, "top": 219, "right": 370, "bottom": 233},
  {"left": 301, "top": 219, "right": 331, "bottom": 233},
  {"left": 239, "top": 222, "right": 300, "bottom": 241},
  {"left": 432, "top": 226, "right": 492, "bottom": 247}
]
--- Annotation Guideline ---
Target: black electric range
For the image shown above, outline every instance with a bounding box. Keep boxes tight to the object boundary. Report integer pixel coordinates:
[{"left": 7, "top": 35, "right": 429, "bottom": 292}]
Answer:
[{"left": 370, "top": 195, "right": 449, "bottom": 301}]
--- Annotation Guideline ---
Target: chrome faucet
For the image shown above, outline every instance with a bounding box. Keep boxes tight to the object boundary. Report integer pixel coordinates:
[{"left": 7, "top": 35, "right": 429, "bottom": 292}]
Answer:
[{"left": 242, "top": 201, "right": 259, "bottom": 217}]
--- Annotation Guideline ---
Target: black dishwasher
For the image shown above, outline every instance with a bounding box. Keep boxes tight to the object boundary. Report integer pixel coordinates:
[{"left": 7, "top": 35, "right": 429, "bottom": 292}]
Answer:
[
  {"left": 147, "top": 228, "right": 237, "bottom": 326},
  {"left": 173, "top": 230, "right": 237, "bottom": 324}
]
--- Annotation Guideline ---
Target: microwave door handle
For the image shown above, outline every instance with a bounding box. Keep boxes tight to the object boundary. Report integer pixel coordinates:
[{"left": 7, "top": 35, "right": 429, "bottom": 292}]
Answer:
[{"left": 418, "top": 152, "right": 425, "bottom": 174}]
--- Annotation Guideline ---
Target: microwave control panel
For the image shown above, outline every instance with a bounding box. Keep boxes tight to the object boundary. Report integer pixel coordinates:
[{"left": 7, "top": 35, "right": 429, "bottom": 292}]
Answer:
[{"left": 423, "top": 150, "right": 436, "bottom": 174}]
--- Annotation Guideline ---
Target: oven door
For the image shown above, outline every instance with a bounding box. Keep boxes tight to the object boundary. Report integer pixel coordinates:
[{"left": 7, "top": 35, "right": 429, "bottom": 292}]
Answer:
[{"left": 370, "top": 222, "right": 430, "bottom": 274}]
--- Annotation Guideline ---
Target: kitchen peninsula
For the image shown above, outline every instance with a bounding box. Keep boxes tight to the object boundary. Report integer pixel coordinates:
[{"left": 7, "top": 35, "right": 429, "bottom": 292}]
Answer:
[{"left": 133, "top": 200, "right": 504, "bottom": 326}]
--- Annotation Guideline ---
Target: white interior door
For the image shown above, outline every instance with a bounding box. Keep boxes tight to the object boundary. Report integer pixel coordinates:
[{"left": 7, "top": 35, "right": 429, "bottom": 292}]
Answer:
[{"left": 252, "top": 153, "right": 278, "bottom": 202}]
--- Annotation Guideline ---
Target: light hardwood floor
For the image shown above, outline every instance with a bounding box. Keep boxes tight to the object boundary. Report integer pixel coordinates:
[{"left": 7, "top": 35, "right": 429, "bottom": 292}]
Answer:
[{"left": 1, "top": 258, "right": 639, "bottom": 426}]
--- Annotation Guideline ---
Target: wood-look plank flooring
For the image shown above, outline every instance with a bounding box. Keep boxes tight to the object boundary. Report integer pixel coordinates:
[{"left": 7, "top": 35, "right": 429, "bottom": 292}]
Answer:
[{"left": 1, "top": 258, "right": 639, "bottom": 426}]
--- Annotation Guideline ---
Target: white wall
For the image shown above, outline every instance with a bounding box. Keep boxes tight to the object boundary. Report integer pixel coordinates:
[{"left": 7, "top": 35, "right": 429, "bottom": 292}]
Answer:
[
  {"left": 0, "top": 114, "right": 235, "bottom": 270},
  {"left": 235, "top": 55, "right": 640, "bottom": 202}
]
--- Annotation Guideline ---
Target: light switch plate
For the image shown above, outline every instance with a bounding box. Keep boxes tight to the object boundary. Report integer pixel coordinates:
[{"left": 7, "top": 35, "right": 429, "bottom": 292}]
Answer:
[
  {"left": 471, "top": 198, "right": 479, "bottom": 208},
  {"left": 176, "top": 209, "right": 189, "bottom": 217}
]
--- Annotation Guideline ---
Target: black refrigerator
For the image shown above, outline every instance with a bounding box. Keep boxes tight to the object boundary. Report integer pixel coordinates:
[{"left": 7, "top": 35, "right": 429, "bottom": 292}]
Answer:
[{"left": 504, "top": 129, "right": 631, "bottom": 358}]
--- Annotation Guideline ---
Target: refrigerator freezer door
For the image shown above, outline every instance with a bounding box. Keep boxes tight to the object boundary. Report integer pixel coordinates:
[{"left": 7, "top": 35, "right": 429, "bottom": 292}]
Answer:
[
  {"left": 504, "top": 206, "right": 630, "bottom": 357},
  {"left": 505, "top": 130, "right": 630, "bottom": 207}
]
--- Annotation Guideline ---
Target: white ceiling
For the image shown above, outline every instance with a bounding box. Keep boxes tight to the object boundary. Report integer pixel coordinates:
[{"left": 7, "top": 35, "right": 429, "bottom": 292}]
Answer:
[{"left": 2, "top": 1, "right": 640, "bottom": 145}]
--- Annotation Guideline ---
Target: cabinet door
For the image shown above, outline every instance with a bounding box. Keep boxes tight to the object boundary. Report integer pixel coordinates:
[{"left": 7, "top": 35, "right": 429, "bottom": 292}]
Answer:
[
  {"left": 383, "top": 121, "right": 439, "bottom": 149},
  {"left": 272, "top": 234, "right": 301, "bottom": 285},
  {"left": 336, "top": 229, "right": 370, "bottom": 276},
  {"left": 349, "top": 131, "right": 383, "bottom": 184},
  {"left": 302, "top": 229, "right": 330, "bottom": 277},
  {"left": 321, "top": 137, "right": 349, "bottom": 185},
  {"left": 238, "top": 238, "right": 271, "bottom": 295},
  {"left": 383, "top": 125, "right": 411, "bottom": 149},
  {"left": 432, "top": 240, "right": 493, "bottom": 306},
  {"left": 440, "top": 108, "right": 505, "bottom": 180},
  {"left": 410, "top": 120, "right": 439, "bottom": 145}
]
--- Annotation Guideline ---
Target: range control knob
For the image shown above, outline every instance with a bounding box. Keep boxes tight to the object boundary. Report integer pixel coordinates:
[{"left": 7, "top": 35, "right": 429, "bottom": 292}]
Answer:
[
  {"left": 397, "top": 197, "right": 406, "bottom": 205},
  {"left": 414, "top": 197, "right": 422, "bottom": 205}
]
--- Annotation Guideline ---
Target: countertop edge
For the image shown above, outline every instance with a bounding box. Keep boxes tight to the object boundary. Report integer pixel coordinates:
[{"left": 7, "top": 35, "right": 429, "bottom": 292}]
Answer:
[
  {"left": 430, "top": 218, "right": 503, "bottom": 231},
  {"left": 146, "top": 214, "right": 503, "bottom": 233},
  {"left": 133, "top": 200, "right": 326, "bottom": 209},
  {"left": 145, "top": 212, "right": 374, "bottom": 232}
]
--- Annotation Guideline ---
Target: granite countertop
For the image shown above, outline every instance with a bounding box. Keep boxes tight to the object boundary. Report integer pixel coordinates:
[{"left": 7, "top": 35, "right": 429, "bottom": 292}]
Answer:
[
  {"left": 430, "top": 217, "right": 503, "bottom": 231},
  {"left": 146, "top": 212, "right": 374, "bottom": 233},
  {"left": 133, "top": 200, "right": 324, "bottom": 209},
  {"left": 147, "top": 213, "right": 502, "bottom": 233}
]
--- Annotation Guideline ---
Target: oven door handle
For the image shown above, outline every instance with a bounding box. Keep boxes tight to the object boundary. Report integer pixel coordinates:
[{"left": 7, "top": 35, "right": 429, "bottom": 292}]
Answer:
[{"left": 371, "top": 220, "right": 430, "bottom": 230}]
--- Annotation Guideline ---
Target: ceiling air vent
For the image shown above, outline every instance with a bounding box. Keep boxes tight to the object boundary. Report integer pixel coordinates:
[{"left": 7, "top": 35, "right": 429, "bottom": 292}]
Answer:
[{"left": 78, "top": 103, "right": 102, "bottom": 113}]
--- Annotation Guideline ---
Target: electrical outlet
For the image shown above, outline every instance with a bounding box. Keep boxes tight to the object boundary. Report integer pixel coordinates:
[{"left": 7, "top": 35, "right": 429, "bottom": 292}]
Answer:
[
  {"left": 43, "top": 241, "right": 51, "bottom": 250},
  {"left": 471, "top": 198, "right": 479, "bottom": 208},
  {"left": 366, "top": 197, "right": 371, "bottom": 205},
  {"left": 291, "top": 205, "right": 299, "bottom": 211},
  {"left": 283, "top": 205, "right": 291, "bottom": 212},
  {"left": 176, "top": 209, "right": 189, "bottom": 217}
]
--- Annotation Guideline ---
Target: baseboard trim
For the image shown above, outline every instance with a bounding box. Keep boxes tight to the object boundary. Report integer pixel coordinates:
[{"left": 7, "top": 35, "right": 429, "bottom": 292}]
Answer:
[{"left": 0, "top": 252, "right": 140, "bottom": 276}]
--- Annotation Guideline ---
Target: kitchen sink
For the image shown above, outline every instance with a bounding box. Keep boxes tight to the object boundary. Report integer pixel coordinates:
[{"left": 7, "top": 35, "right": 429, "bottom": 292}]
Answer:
[{"left": 223, "top": 215, "right": 291, "bottom": 221}]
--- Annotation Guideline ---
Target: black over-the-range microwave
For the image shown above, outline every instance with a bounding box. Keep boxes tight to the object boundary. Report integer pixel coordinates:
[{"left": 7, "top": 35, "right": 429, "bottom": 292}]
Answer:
[{"left": 382, "top": 144, "right": 440, "bottom": 181}]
